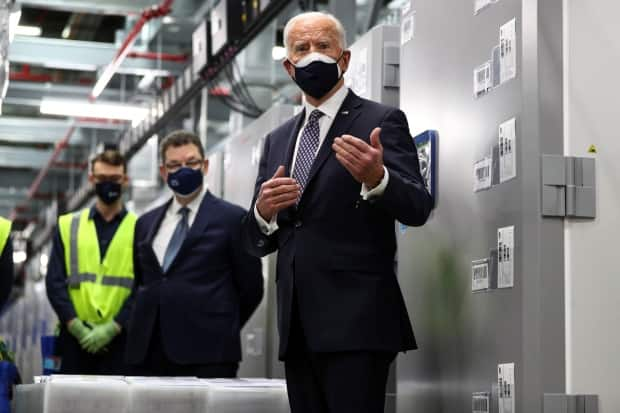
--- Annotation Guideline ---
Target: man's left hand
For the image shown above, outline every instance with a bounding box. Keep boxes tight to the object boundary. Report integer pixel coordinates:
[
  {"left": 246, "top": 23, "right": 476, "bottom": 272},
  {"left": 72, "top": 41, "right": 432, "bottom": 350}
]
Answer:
[
  {"left": 79, "top": 321, "right": 120, "bottom": 354},
  {"left": 332, "top": 127, "right": 384, "bottom": 189}
]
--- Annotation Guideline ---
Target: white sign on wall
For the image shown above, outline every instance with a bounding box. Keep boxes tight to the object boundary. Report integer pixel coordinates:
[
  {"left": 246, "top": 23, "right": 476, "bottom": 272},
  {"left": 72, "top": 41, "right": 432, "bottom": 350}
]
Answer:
[
  {"left": 497, "top": 226, "right": 515, "bottom": 288},
  {"left": 499, "top": 18, "right": 517, "bottom": 83},
  {"left": 499, "top": 117, "right": 517, "bottom": 183}
]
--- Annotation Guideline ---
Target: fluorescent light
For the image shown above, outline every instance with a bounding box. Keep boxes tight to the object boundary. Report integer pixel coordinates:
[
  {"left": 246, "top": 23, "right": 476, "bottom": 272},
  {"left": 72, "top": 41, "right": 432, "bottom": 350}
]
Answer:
[
  {"left": 40, "top": 98, "right": 149, "bottom": 123},
  {"left": 272, "top": 46, "right": 287, "bottom": 61},
  {"left": 137, "top": 73, "right": 156, "bottom": 91},
  {"left": 162, "top": 16, "right": 175, "bottom": 24},
  {"left": 13, "top": 251, "right": 27, "bottom": 264},
  {"left": 62, "top": 25, "right": 71, "bottom": 39},
  {"left": 14, "top": 25, "right": 42, "bottom": 37}
]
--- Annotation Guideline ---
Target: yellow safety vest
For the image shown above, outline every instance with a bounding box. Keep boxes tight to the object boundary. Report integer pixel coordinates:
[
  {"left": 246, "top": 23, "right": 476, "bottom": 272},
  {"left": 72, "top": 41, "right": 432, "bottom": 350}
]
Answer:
[
  {"left": 0, "top": 217, "right": 11, "bottom": 256},
  {"left": 58, "top": 209, "right": 136, "bottom": 324}
]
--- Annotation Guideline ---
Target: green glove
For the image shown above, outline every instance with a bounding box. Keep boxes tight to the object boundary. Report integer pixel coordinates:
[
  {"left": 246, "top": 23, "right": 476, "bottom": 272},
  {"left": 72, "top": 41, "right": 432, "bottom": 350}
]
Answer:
[
  {"left": 67, "top": 319, "right": 91, "bottom": 342},
  {"left": 79, "top": 321, "right": 120, "bottom": 354}
]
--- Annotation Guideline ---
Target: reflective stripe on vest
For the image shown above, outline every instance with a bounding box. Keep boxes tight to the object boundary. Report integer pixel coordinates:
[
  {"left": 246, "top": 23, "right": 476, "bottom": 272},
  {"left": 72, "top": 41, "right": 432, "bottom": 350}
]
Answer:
[
  {"left": 0, "top": 217, "right": 11, "bottom": 256},
  {"left": 59, "top": 209, "right": 136, "bottom": 324}
]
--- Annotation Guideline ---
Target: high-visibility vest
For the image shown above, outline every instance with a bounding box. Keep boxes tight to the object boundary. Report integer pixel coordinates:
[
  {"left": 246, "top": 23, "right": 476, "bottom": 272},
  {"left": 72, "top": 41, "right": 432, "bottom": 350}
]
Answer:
[
  {"left": 0, "top": 218, "right": 11, "bottom": 256},
  {"left": 58, "top": 209, "right": 136, "bottom": 324}
]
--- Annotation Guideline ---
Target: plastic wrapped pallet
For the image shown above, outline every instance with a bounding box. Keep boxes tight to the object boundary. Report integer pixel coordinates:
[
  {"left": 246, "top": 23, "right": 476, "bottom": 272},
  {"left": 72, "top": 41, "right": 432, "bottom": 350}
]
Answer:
[
  {"left": 203, "top": 379, "right": 290, "bottom": 413},
  {"left": 126, "top": 376, "right": 209, "bottom": 413},
  {"left": 13, "top": 383, "right": 45, "bottom": 413},
  {"left": 14, "top": 375, "right": 129, "bottom": 413}
]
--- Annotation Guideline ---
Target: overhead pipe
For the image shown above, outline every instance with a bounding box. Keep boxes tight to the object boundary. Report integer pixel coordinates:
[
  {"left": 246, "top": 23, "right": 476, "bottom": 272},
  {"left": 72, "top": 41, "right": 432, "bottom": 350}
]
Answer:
[
  {"left": 127, "top": 51, "right": 188, "bottom": 62},
  {"left": 90, "top": 0, "right": 174, "bottom": 100},
  {"left": 12, "top": 0, "right": 174, "bottom": 223},
  {"left": 10, "top": 64, "right": 52, "bottom": 83}
]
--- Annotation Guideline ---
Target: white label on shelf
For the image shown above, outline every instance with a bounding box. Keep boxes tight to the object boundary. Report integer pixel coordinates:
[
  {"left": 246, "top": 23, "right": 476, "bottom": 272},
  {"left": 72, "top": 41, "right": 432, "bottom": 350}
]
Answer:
[
  {"left": 473, "top": 156, "right": 492, "bottom": 192},
  {"left": 499, "top": 18, "right": 517, "bottom": 83},
  {"left": 498, "top": 363, "right": 515, "bottom": 413},
  {"left": 474, "top": 0, "right": 497, "bottom": 15},
  {"left": 499, "top": 117, "right": 517, "bottom": 183},
  {"left": 347, "top": 46, "right": 368, "bottom": 98},
  {"left": 474, "top": 61, "right": 492, "bottom": 98},
  {"left": 401, "top": 13, "right": 415, "bottom": 45},
  {"left": 402, "top": 0, "right": 412, "bottom": 15},
  {"left": 472, "top": 259, "right": 490, "bottom": 291},
  {"left": 497, "top": 226, "right": 514, "bottom": 288}
]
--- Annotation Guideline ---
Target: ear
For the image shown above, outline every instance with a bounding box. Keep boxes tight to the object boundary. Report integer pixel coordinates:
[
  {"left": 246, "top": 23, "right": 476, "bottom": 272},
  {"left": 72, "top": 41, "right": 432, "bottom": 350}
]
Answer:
[
  {"left": 159, "top": 164, "right": 167, "bottom": 183},
  {"left": 202, "top": 158, "right": 209, "bottom": 175},
  {"left": 122, "top": 174, "right": 130, "bottom": 189},
  {"left": 283, "top": 59, "right": 295, "bottom": 79},
  {"left": 340, "top": 50, "right": 351, "bottom": 75},
  {"left": 88, "top": 173, "right": 95, "bottom": 185}
]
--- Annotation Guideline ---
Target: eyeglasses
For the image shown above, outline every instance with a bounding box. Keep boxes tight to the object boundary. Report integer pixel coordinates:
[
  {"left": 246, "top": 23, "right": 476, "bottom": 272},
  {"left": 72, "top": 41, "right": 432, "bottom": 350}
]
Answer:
[
  {"left": 92, "top": 174, "right": 124, "bottom": 183},
  {"left": 164, "top": 159, "right": 203, "bottom": 173}
]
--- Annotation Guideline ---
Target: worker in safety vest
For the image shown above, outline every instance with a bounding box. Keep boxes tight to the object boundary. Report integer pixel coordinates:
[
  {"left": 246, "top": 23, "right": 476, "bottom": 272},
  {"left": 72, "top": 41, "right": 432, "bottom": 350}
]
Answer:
[
  {"left": 0, "top": 217, "right": 13, "bottom": 311},
  {"left": 46, "top": 150, "right": 135, "bottom": 374}
]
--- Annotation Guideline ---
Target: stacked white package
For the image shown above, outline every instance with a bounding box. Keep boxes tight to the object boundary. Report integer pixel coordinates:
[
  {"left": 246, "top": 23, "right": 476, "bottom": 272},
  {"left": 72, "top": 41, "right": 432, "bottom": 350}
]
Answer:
[
  {"left": 126, "top": 376, "right": 210, "bottom": 413},
  {"left": 14, "top": 383, "right": 45, "bottom": 413},
  {"left": 15, "top": 375, "right": 129, "bottom": 413},
  {"left": 203, "top": 378, "right": 290, "bottom": 413}
]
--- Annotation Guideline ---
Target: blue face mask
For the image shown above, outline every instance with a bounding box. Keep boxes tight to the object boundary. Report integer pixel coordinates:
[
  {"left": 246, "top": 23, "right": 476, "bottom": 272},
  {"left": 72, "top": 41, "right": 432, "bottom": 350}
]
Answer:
[
  {"left": 167, "top": 167, "right": 204, "bottom": 197},
  {"left": 95, "top": 181, "right": 122, "bottom": 205},
  {"left": 290, "top": 52, "right": 345, "bottom": 100}
]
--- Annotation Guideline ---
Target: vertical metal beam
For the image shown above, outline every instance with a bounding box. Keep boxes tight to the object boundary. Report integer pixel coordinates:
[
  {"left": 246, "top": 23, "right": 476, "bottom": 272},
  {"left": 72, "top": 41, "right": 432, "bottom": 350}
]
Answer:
[
  {"left": 365, "top": 0, "right": 382, "bottom": 32},
  {"left": 199, "top": 87, "right": 209, "bottom": 149},
  {"left": 329, "top": 0, "right": 356, "bottom": 46}
]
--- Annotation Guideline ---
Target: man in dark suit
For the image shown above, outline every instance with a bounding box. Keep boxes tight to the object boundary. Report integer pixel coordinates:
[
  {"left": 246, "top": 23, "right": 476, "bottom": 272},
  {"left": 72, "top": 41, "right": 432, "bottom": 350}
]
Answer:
[
  {"left": 242, "top": 11, "right": 433, "bottom": 413},
  {"left": 127, "top": 130, "right": 263, "bottom": 378}
]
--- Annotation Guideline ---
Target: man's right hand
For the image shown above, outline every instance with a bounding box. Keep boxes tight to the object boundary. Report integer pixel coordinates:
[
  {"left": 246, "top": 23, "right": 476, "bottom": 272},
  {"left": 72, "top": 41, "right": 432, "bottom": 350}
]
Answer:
[
  {"left": 256, "top": 165, "right": 300, "bottom": 221},
  {"left": 67, "top": 318, "right": 91, "bottom": 342}
]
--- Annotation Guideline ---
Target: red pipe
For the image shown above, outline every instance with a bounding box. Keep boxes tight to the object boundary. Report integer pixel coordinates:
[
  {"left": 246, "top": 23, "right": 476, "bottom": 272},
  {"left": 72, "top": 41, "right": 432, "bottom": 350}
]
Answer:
[
  {"left": 90, "top": 0, "right": 174, "bottom": 100},
  {"left": 127, "top": 51, "right": 188, "bottom": 62},
  {"left": 10, "top": 64, "right": 53, "bottom": 83}
]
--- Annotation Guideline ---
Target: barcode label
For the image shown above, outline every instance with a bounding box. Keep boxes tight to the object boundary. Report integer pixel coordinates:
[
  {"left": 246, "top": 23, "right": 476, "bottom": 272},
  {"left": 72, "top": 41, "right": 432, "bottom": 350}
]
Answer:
[
  {"left": 473, "top": 265, "right": 488, "bottom": 280},
  {"left": 472, "top": 259, "right": 490, "bottom": 291},
  {"left": 473, "top": 392, "right": 490, "bottom": 413},
  {"left": 473, "top": 157, "right": 492, "bottom": 192},
  {"left": 474, "top": 61, "right": 492, "bottom": 97},
  {"left": 476, "top": 165, "right": 490, "bottom": 180}
]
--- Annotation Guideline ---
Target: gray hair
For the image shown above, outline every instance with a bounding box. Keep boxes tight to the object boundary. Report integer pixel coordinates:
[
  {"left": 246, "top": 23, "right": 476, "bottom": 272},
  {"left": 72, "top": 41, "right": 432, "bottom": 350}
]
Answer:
[{"left": 283, "top": 11, "right": 347, "bottom": 56}]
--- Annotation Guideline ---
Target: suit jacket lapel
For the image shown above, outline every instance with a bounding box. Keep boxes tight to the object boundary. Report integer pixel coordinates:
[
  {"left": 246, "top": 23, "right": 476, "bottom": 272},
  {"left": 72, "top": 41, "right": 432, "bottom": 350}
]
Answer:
[
  {"left": 146, "top": 199, "right": 172, "bottom": 244},
  {"left": 140, "top": 199, "right": 171, "bottom": 273},
  {"left": 301, "top": 91, "right": 363, "bottom": 201}
]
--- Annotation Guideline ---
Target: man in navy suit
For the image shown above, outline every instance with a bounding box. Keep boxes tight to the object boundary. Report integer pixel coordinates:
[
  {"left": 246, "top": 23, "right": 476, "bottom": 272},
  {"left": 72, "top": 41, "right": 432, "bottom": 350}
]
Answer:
[
  {"left": 242, "top": 11, "right": 433, "bottom": 413},
  {"left": 127, "top": 130, "right": 263, "bottom": 377}
]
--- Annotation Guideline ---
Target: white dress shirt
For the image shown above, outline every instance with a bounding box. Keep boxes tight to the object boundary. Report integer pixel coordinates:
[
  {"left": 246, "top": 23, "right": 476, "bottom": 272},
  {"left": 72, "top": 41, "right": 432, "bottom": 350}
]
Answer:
[
  {"left": 254, "top": 85, "right": 390, "bottom": 235},
  {"left": 152, "top": 185, "right": 207, "bottom": 266}
]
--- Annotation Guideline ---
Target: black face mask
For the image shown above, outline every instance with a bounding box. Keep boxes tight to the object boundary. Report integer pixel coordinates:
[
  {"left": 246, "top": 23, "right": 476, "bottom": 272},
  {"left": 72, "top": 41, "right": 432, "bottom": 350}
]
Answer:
[
  {"left": 290, "top": 52, "right": 345, "bottom": 100},
  {"left": 95, "top": 181, "right": 122, "bottom": 205}
]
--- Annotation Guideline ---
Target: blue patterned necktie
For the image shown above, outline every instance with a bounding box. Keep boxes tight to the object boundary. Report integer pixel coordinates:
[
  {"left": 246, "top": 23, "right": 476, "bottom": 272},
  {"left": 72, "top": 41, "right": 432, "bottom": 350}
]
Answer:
[
  {"left": 162, "top": 206, "right": 189, "bottom": 272},
  {"left": 293, "top": 109, "right": 324, "bottom": 202}
]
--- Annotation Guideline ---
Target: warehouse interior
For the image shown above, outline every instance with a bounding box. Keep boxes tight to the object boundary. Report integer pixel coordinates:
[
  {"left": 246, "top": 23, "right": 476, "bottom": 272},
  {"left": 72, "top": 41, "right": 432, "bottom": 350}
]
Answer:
[{"left": 0, "top": 0, "right": 617, "bottom": 412}]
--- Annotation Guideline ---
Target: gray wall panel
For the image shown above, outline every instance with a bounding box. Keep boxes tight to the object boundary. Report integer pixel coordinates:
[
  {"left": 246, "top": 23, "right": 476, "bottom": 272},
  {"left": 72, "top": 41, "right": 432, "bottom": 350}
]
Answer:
[
  {"left": 396, "top": 0, "right": 564, "bottom": 412},
  {"left": 220, "top": 104, "right": 295, "bottom": 378}
]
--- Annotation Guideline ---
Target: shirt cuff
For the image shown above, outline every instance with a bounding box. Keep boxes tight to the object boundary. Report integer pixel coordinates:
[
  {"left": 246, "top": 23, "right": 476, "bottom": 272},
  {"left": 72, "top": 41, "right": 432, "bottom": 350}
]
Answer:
[
  {"left": 361, "top": 166, "right": 389, "bottom": 200},
  {"left": 254, "top": 204, "right": 279, "bottom": 235}
]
